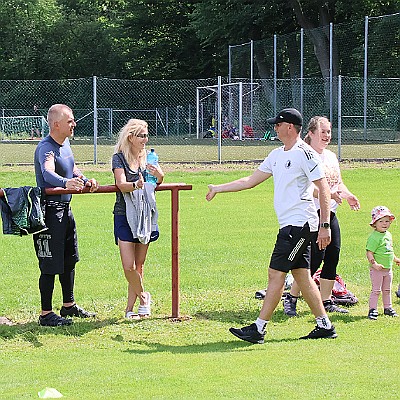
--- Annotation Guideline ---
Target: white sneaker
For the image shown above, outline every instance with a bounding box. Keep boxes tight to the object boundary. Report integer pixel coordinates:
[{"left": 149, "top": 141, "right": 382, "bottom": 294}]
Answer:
[{"left": 138, "top": 292, "right": 151, "bottom": 317}]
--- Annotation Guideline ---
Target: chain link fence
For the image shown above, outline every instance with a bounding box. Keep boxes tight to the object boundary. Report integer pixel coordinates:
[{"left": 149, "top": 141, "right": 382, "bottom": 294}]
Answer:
[
  {"left": 0, "top": 75, "right": 398, "bottom": 165},
  {"left": 0, "top": 13, "right": 398, "bottom": 166},
  {"left": 231, "top": 13, "right": 399, "bottom": 80}
]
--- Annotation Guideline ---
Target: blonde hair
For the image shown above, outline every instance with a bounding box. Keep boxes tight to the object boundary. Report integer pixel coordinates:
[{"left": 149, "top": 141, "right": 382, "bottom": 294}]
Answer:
[
  {"left": 47, "top": 104, "right": 72, "bottom": 129},
  {"left": 303, "top": 116, "right": 330, "bottom": 145},
  {"left": 114, "top": 119, "right": 148, "bottom": 168}
]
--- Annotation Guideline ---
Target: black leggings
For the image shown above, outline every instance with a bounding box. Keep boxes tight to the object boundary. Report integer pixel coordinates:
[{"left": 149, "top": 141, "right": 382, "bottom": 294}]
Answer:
[
  {"left": 39, "top": 265, "right": 75, "bottom": 311},
  {"left": 310, "top": 212, "right": 341, "bottom": 280}
]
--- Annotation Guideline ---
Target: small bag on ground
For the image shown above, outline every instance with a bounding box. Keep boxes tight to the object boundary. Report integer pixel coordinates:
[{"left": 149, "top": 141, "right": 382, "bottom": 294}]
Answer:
[{"left": 312, "top": 269, "right": 358, "bottom": 306}]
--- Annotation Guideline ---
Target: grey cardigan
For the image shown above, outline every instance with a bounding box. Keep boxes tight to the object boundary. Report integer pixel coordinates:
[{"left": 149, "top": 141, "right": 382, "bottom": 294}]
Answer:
[{"left": 123, "top": 182, "right": 159, "bottom": 244}]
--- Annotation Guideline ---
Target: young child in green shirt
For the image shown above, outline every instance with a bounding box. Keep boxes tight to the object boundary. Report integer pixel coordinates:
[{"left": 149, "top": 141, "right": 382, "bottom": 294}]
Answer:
[{"left": 366, "top": 206, "right": 400, "bottom": 320}]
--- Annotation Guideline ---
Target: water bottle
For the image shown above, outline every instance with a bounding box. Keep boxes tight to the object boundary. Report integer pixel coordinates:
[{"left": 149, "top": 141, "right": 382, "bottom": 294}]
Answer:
[{"left": 146, "top": 148, "right": 159, "bottom": 186}]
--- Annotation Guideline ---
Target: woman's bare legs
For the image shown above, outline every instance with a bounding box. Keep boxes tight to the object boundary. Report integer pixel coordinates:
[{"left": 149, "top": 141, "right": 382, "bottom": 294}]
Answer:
[{"left": 118, "top": 240, "right": 149, "bottom": 313}]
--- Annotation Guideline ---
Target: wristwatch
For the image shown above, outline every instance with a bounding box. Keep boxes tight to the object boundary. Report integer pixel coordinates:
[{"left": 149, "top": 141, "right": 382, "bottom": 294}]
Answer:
[{"left": 320, "top": 222, "right": 330, "bottom": 229}]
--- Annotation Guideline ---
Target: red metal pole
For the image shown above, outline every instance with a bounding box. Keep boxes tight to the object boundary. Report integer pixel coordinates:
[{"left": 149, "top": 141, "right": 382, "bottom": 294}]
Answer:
[
  {"left": 0, "top": 183, "right": 192, "bottom": 318},
  {"left": 171, "top": 187, "right": 180, "bottom": 318}
]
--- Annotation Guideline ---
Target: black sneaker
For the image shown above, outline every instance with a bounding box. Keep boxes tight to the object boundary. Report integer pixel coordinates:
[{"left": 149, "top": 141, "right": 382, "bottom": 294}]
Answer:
[
  {"left": 283, "top": 293, "right": 298, "bottom": 317},
  {"left": 323, "top": 299, "right": 349, "bottom": 314},
  {"left": 300, "top": 325, "right": 337, "bottom": 339},
  {"left": 368, "top": 308, "right": 378, "bottom": 320},
  {"left": 229, "top": 323, "right": 265, "bottom": 344},
  {"left": 395, "top": 289, "right": 400, "bottom": 299},
  {"left": 39, "top": 312, "right": 73, "bottom": 326},
  {"left": 384, "top": 307, "right": 398, "bottom": 317},
  {"left": 60, "top": 304, "right": 96, "bottom": 318}
]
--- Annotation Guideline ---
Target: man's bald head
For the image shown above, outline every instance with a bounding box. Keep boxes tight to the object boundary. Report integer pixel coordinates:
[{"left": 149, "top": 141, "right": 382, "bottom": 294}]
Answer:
[{"left": 47, "top": 104, "right": 73, "bottom": 129}]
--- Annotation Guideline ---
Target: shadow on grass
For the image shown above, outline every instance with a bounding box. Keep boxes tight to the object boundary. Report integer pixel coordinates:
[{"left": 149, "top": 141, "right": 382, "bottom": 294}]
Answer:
[
  {"left": 0, "top": 317, "right": 119, "bottom": 347},
  {"left": 122, "top": 336, "right": 299, "bottom": 354},
  {"left": 194, "top": 308, "right": 310, "bottom": 324},
  {"left": 194, "top": 309, "right": 262, "bottom": 324},
  {"left": 193, "top": 306, "right": 366, "bottom": 325}
]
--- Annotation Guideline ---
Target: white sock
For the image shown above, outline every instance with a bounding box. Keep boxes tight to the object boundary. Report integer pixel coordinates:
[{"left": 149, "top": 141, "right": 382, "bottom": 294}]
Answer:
[
  {"left": 316, "top": 315, "right": 332, "bottom": 330},
  {"left": 255, "top": 317, "right": 268, "bottom": 334}
]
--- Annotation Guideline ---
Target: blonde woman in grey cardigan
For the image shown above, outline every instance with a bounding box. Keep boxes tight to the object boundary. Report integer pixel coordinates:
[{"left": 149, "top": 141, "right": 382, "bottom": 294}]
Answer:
[{"left": 112, "top": 119, "right": 164, "bottom": 319}]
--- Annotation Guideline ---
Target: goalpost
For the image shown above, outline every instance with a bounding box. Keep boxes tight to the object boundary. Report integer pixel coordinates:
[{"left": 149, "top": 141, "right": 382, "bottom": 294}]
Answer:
[
  {"left": 0, "top": 115, "right": 48, "bottom": 139},
  {"left": 110, "top": 109, "right": 168, "bottom": 137},
  {"left": 196, "top": 79, "right": 260, "bottom": 141}
]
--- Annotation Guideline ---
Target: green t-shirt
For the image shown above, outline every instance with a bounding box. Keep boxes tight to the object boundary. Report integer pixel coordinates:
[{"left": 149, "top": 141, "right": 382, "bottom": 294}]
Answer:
[{"left": 366, "top": 230, "right": 394, "bottom": 269}]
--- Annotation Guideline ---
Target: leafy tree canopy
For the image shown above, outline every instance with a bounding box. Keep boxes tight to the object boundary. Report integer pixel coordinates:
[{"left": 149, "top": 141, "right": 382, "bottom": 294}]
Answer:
[{"left": 0, "top": 0, "right": 397, "bottom": 79}]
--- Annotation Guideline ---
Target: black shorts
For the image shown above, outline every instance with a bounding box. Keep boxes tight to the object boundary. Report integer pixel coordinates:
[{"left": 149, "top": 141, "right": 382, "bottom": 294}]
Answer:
[
  {"left": 114, "top": 214, "right": 159, "bottom": 245},
  {"left": 269, "top": 223, "right": 317, "bottom": 273},
  {"left": 33, "top": 202, "right": 79, "bottom": 274}
]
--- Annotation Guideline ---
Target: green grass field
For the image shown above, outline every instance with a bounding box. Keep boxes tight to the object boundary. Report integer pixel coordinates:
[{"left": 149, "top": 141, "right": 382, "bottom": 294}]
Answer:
[{"left": 1, "top": 166, "right": 400, "bottom": 399}]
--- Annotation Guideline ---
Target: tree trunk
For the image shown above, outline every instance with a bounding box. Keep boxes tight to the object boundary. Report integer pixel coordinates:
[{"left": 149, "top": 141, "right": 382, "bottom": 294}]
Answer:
[
  {"left": 288, "top": 0, "right": 339, "bottom": 79},
  {"left": 288, "top": 0, "right": 340, "bottom": 112}
]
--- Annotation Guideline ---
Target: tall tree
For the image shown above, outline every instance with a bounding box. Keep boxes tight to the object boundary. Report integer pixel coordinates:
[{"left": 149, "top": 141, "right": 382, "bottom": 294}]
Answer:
[
  {"left": 288, "top": 0, "right": 336, "bottom": 79},
  {"left": 119, "top": 0, "right": 214, "bottom": 79},
  {"left": 190, "top": 0, "right": 294, "bottom": 78},
  {"left": 190, "top": 0, "right": 400, "bottom": 79},
  {"left": 39, "top": 0, "right": 126, "bottom": 78},
  {"left": 0, "top": 0, "right": 58, "bottom": 79},
  {"left": 288, "top": 0, "right": 400, "bottom": 78},
  {"left": 0, "top": 0, "right": 398, "bottom": 80}
]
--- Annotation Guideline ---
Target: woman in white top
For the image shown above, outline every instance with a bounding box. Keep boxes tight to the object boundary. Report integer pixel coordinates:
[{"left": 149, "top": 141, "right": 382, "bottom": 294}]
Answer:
[{"left": 283, "top": 116, "right": 360, "bottom": 316}]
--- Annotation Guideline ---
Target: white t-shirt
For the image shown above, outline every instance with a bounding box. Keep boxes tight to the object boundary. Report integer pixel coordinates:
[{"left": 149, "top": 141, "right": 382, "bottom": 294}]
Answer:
[
  {"left": 258, "top": 139, "right": 325, "bottom": 231},
  {"left": 314, "top": 149, "right": 341, "bottom": 213}
]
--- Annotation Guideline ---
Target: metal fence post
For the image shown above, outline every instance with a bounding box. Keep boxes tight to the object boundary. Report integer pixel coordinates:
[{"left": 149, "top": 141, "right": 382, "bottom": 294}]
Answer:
[
  {"left": 188, "top": 104, "right": 191, "bottom": 136},
  {"left": 217, "top": 76, "right": 222, "bottom": 163},
  {"left": 363, "top": 16, "right": 369, "bottom": 141},
  {"left": 239, "top": 82, "right": 243, "bottom": 140},
  {"left": 250, "top": 39, "right": 254, "bottom": 128},
  {"left": 196, "top": 92, "right": 200, "bottom": 139},
  {"left": 338, "top": 75, "right": 342, "bottom": 161},
  {"left": 300, "top": 28, "right": 304, "bottom": 115},
  {"left": 329, "top": 23, "right": 333, "bottom": 123},
  {"left": 93, "top": 75, "right": 98, "bottom": 165},
  {"left": 228, "top": 45, "right": 232, "bottom": 84},
  {"left": 273, "top": 34, "right": 277, "bottom": 115}
]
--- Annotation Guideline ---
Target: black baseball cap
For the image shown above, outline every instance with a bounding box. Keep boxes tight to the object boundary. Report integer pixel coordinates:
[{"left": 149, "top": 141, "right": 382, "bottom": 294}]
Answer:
[{"left": 267, "top": 108, "right": 303, "bottom": 126}]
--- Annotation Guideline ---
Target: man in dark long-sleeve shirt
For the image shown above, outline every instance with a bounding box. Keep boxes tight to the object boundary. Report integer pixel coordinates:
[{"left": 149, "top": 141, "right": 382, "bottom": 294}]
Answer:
[{"left": 33, "top": 104, "right": 99, "bottom": 326}]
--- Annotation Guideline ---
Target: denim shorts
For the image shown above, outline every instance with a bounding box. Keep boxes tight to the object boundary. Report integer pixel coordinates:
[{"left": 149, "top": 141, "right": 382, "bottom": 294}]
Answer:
[{"left": 113, "top": 214, "right": 159, "bottom": 245}]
